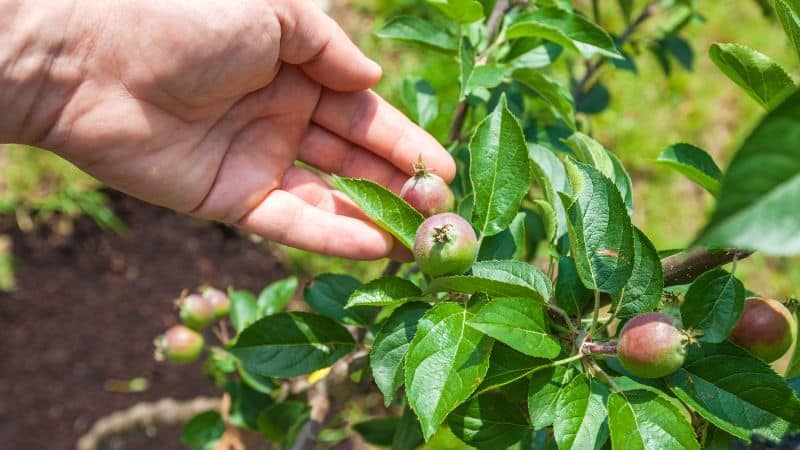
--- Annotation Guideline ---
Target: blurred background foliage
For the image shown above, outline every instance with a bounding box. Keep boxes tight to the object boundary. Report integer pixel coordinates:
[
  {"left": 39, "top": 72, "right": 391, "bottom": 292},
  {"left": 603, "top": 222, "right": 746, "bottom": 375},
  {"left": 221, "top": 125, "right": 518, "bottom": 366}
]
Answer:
[{"left": 2, "top": 0, "right": 798, "bottom": 299}]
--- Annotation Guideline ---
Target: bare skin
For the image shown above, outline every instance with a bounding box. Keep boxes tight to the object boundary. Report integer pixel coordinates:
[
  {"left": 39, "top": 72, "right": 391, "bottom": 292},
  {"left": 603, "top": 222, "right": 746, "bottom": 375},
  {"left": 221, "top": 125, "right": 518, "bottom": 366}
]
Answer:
[{"left": 0, "top": 0, "right": 455, "bottom": 259}]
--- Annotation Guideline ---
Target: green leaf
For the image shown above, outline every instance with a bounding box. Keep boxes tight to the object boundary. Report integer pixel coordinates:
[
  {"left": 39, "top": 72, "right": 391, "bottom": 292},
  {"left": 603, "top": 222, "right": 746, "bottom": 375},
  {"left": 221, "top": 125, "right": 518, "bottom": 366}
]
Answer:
[
  {"left": 478, "top": 212, "right": 527, "bottom": 261},
  {"left": 509, "top": 212, "right": 529, "bottom": 260},
  {"left": 331, "top": 176, "right": 424, "bottom": 250},
  {"left": 509, "top": 43, "right": 564, "bottom": 70},
  {"left": 529, "top": 144, "right": 569, "bottom": 239},
  {"left": 532, "top": 200, "right": 557, "bottom": 244},
  {"left": 564, "top": 161, "right": 635, "bottom": 293},
  {"left": 790, "top": 377, "right": 800, "bottom": 396},
  {"left": 530, "top": 144, "right": 570, "bottom": 195},
  {"left": 231, "top": 312, "right": 356, "bottom": 378},
  {"left": 508, "top": 8, "right": 623, "bottom": 60},
  {"left": 375, "top": 17, "right": 458, "bottom": 52},
  {"left": 393, "top": 405, "right": 425, "bottom": 450},
  {"left": 428, "top": 260, "right": 552, "bottom": 302},
  {"left": 346, "top": 277, "right": 422, "bottom": 309},
  {"left": 370, "top": 302, "right": 430, "bottom": 406},
  {"left": 697, "top": 88, "right": 800, "bottom": 255},
  {"left": 709, "top": 43, "right": 795, "bottom": 109},
  {"left": 226, "top": 381, "right": 273, "bottom": 430},
  {"left": 665, "top": 341, "right": 800, "bottom": 441},
  {"left": 203, "top": 348, "right": 237, "bottom": 386},
  {"left": 257, "top": 276, "right": 297, "bottom": 316},
  {"left": 447, "top": 393, "right": 530, "bottom": 449},
  {"left": 680, "top": 269, "right": 744, "bottom": 343},
  {"left": 609, "top": 152, "right": 634, "bottom": 215},
  {"left": 459, "top": 37, "right": 476, "bottom": 101},
  {"left": 613, "top": 228, "right": 664, "bottom": 320},
  {"left": 402, "top": 77, "right": 439, "bottom": 128},
  {"left": 704, "top": 425, "right": 737, "bottom": 450},
  {"left": 354, "top": 417, "right": 400, "bottom": 446},
  {"left": 564, "top": 132, "right": 615, "bottom": 179},
  {"left": 181, "top": 412, "right": 225, "bottom": 450},
  {"left": 405, "top": 302, "right": 494, "bottom": 440},
  {"left": 468, "top": 65, "right": 507, "bottom": 92},
  {"left": 238, "top": 363, "right": 278, "bottom": 394},
  {"left": 474, "top": 211, "right": 530, "bottom": 261},
  {"left": 513, "top": 69, "right": 577, "bottom": 130},
  {"left": 657, "top": 143, "right": 723, "bottom": 195},
  {"left": 553, "top": 374, "right": 610, "bottom": 450},
  {"left": 468, "top": 297, "right": 561, "bottom": 359},
  {"left": 257, "top": 401, "right": 310, "bottom": 444},
  {"left": 470, "top": 95, "right": 532, "bottom": 236},
  {"left": 774, "top": 0, "right": 800, "bottom": 63},
  {"left": 563, "top": 134, "right": 634, "bottom": 214},
  {"left": 608, "top": 390, "right": 700, "bottom": 450},
  {"left": 528, "top": 365, "right": 574, "bottom": 429},
  {"left": 305, "top": 273, "right": 375, "bottom": 327},
  {"left": 230, "top": 289, "right": 258, "bottom": 333},
  {"left": 555, "top": 256, "right": 592, "bottom": 316},
  {"left": 476, "top": 343, "right": 547, "bottom": 395},
  {"left": 428, "top": 0, "right": 485, "bottom": 23}
]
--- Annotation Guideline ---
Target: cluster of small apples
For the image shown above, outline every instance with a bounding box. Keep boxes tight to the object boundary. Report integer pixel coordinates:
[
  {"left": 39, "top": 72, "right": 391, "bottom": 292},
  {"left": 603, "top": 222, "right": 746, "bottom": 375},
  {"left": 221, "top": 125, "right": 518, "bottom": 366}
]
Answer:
[
  {"left": 153, "top": 287, "right": 230, "bottom": 364},
  {"left": 616, "top": 297, "right": 796, "bottom": 378},
  {"left": 401, "top": 158, "right": 478, "bottom": 278},
  {"left": 401, "top": 158, "right": 796, "bottom": 379}
]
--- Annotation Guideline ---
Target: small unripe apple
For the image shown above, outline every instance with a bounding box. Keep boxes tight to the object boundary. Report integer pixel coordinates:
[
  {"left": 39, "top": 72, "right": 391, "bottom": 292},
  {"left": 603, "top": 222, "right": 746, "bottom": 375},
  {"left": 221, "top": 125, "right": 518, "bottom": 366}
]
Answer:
[
  {"left": 729, "top": 297, "right": 795, "bottom": 363},
  {"left": 617, "top": 312, "right": 687, "bottom": 378},
  {"left": 400, "top": 157, "right": 455, "bottom": 217},
  {"left": 179, "top": 294, "right": 216, "bottom": 330},
  {"left": 201, "top": 287, "right": 230, "bottom": 319},
  {"left": 414, "top": 213, "right": 478, "bottom": 278},
  {"left": 155, "top": 325, "right": 204, "bottom": 363}
]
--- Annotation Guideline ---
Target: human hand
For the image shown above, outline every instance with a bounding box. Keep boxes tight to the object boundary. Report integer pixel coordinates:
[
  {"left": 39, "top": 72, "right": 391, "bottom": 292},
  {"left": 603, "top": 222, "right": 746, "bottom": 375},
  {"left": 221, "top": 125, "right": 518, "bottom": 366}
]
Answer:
[{"left": 10, "top": 0, "right": 455, "bottom": 259}]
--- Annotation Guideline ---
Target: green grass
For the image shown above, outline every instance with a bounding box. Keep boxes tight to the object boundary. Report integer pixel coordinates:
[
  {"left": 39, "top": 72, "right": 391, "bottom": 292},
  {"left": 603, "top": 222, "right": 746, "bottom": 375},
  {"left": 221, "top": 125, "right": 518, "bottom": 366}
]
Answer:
[{"left": 0, "top": 145, "right": 124, "bottom": 290}]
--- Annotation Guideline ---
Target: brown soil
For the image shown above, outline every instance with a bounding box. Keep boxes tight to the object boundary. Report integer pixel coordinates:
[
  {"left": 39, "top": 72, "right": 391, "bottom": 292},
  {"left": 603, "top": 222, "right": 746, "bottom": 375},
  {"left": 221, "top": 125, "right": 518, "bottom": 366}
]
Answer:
[{"left": 0, "top": 192, "right": 287, "bottom": 450}]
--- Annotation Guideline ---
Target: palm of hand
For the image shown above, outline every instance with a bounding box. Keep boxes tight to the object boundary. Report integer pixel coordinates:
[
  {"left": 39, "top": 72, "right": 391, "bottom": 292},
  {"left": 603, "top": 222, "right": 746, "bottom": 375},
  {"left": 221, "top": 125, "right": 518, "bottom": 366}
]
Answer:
[{"left": 44, "top": 0, "right": 453, "bottom": 259}]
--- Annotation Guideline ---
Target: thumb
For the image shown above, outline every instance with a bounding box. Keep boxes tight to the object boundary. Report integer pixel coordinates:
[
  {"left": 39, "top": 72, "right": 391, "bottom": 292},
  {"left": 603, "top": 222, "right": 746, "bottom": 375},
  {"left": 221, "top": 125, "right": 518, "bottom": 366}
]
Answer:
[{"left": 272, "top": 0, "right": 382, "bottom": 91}]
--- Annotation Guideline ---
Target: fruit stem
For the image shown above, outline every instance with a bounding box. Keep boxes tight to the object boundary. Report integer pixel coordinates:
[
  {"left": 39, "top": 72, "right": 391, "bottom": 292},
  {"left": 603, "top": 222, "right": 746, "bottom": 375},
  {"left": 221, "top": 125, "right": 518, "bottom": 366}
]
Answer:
[
  {"left": 548, "top": 353, "right": 586, "bottom": 368},
  {"left": 582, "top": 340, "right": 618, "bottom": 355},
  {"left": 588, "top": 360, "right": 622, "bottom": 393}
]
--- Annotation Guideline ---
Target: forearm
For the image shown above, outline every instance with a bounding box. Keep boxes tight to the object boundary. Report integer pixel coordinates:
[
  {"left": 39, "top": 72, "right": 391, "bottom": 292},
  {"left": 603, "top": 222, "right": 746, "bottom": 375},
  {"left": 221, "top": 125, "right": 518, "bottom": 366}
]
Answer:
[{"left": 0, "top": 0, "right": 84, "bottom": 146}]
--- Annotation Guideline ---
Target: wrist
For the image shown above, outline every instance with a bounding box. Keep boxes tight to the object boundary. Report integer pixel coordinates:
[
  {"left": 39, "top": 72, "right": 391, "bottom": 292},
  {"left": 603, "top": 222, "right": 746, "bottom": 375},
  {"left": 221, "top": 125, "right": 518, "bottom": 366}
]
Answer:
[{"left": 0, "top": 0, "right": 87, "bottom": 147}]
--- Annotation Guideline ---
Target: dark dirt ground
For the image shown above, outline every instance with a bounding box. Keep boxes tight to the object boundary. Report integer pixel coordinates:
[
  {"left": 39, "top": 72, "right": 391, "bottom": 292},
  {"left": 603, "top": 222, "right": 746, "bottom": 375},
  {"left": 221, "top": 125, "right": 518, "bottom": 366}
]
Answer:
[{"left": 0, "top": 192, "right": 288, "bottom": 450}]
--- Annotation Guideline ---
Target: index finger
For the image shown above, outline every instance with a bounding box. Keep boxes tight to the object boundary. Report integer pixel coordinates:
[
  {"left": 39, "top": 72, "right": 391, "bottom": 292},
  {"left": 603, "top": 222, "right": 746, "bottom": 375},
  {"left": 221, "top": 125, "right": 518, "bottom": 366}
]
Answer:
[{"left": 311, "top": 89, "right": 456, "bottom": 181}]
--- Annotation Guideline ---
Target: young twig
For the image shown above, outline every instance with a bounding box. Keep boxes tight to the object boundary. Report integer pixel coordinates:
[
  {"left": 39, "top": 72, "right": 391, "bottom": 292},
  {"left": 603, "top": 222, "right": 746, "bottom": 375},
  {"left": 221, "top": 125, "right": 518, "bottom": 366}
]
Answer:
[
  {"left": 572, "top": 1, "right": 658, "bottom": 101},
  {"left": 662, "top": 248, "right": 752, "bottom": 286},
  {"left": 76, "top": 397, "right": 222, "bottom": 450},
  {"left": 447, "top": 0, "right": 520, "bottom": 143},
  {"left": 291, "top": 381, "right": 330, "bottom": 450}
]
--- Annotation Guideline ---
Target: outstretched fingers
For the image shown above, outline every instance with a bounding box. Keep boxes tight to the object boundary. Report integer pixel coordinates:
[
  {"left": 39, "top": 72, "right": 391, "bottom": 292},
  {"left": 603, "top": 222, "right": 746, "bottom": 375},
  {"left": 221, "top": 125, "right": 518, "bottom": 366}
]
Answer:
[
  {"left": 272, "top": 0, "right": 382, "bottom": 91},
  {"left": 298, "top": 124, "right": 409, "bottom": 194},
  {"left": 236, "top": 167, "right": 399, "bottom": 259},
  {"left": 312, "top": 89, "right": 456, "bottom": 181}
]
